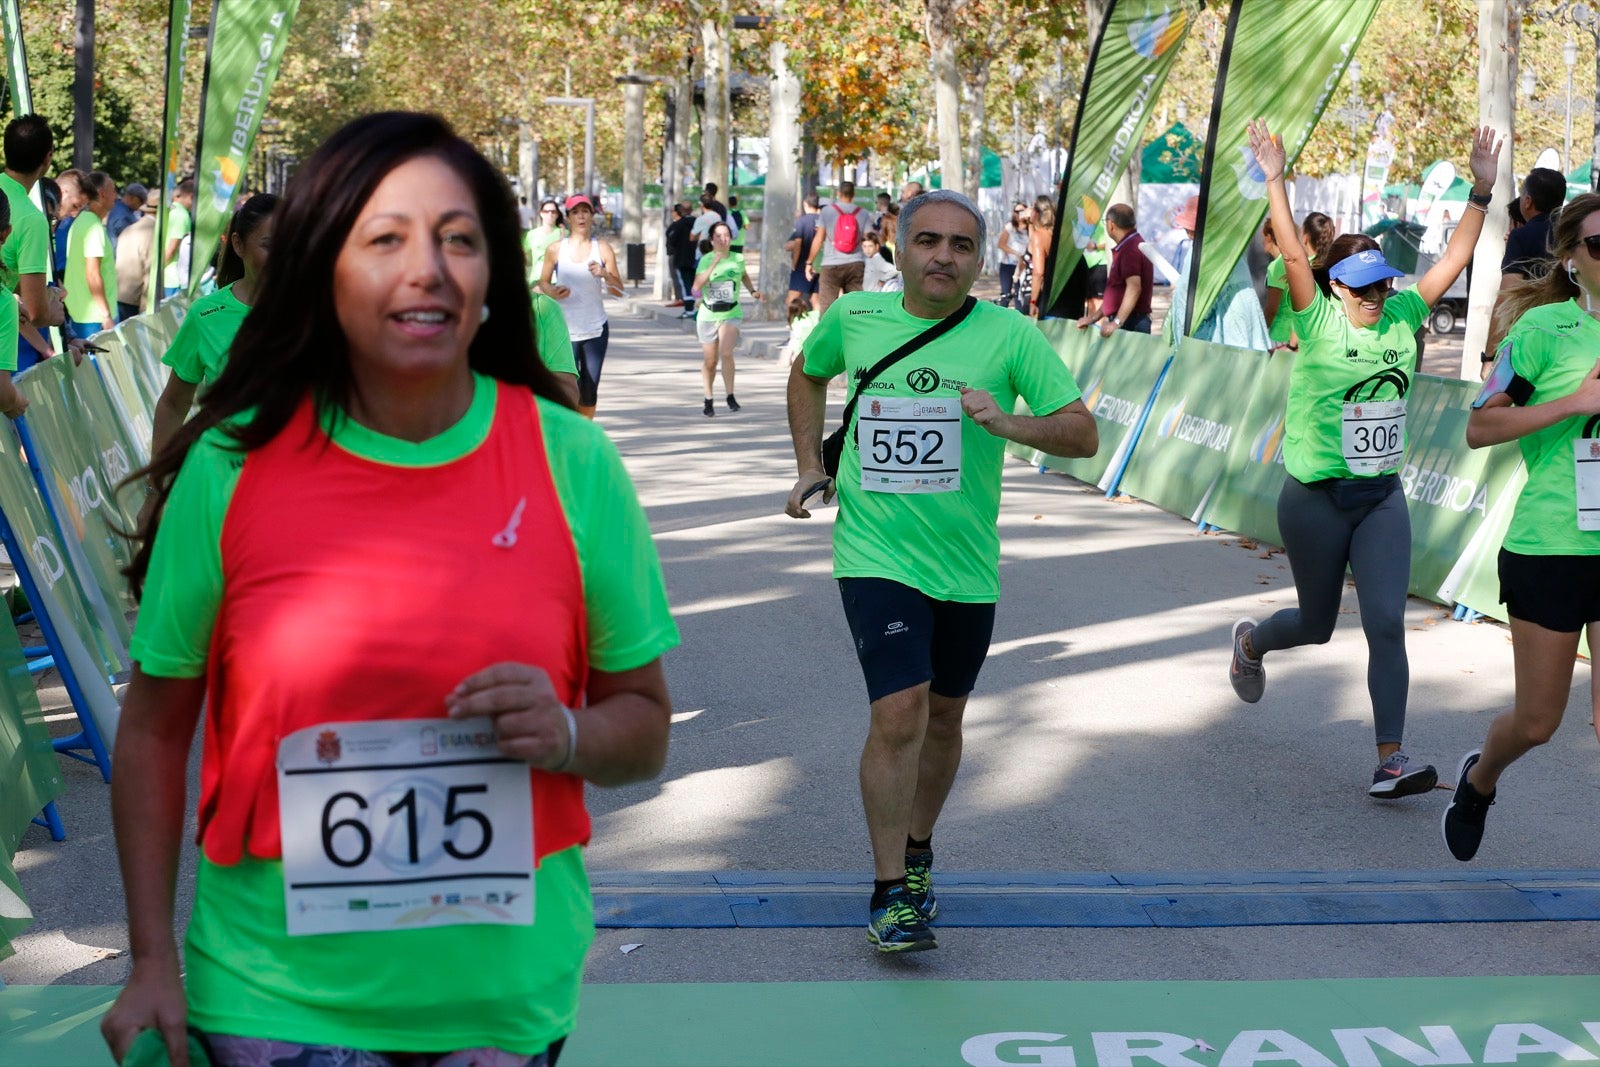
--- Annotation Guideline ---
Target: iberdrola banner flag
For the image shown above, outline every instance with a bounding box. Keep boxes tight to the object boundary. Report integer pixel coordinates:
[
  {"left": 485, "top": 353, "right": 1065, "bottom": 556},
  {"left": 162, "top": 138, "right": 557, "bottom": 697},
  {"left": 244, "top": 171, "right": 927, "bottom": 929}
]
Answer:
[
  {"left": 1041, "top": 0, "right": 1196, "bottom": 315},
  {"left": 149, "top": 0, "right": 195, "bottom": 311},
  {"left": 0, "top": 0, "right": 32, "bottom": 115},
  {"left": 1181, "top": 0, "right": 1380, "bottom": 336},
  {"left": 189, "top": 0, "right": 297, "bottom": 293}
]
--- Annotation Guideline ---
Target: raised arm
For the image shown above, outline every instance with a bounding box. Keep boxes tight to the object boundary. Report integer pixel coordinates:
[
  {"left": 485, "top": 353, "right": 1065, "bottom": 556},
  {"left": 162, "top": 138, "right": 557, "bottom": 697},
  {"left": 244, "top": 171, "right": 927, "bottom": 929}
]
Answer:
[
  {"left": 1247, "top": 119, "right": 1316, "bottom": 313},
  {"left": 1418, "top": 126, "right": 1502, "bottom": 309}
]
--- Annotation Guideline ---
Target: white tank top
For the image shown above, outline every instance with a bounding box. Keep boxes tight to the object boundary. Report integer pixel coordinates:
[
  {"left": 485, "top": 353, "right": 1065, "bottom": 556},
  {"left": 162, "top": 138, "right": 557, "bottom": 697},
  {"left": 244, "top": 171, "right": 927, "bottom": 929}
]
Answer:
[{"left": 554, "top": 237, "right": 608, "bottom": 341}]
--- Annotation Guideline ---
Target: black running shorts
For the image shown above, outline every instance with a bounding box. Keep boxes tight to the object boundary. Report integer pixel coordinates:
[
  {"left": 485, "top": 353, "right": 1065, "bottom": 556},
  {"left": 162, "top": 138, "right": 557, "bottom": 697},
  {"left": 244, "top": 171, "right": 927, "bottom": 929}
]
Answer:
[
  {"left": 838, "top": 577, "right": 996, "bottom": 703},
  {"left": 1499, "top": 549, "right": 1600, "bottom": 633}
]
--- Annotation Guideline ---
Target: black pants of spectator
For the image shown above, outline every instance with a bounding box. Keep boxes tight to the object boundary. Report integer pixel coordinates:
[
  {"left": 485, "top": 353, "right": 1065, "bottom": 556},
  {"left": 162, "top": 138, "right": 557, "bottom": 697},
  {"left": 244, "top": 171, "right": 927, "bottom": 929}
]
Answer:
[
  {"left": 998, "top": 264, "right": 1016, "bottom": 307},
  {"left": 675, "top": 262, "right": 697, "bottom": 310}
]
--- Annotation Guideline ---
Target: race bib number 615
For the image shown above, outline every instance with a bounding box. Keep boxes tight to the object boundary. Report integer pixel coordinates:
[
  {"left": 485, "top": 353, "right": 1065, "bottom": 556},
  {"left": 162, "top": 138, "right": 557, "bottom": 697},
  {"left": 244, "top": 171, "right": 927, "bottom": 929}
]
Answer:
[{"left": 277, "top": 718, "right": 534, "bottom": 936}]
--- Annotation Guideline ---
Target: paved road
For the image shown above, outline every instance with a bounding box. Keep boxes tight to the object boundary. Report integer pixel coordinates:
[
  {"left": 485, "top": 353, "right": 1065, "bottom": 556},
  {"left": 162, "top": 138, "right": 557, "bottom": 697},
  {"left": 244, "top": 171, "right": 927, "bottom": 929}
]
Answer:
[{"left": 4, "top": 296, "right": 1597, "bottom": 1063}]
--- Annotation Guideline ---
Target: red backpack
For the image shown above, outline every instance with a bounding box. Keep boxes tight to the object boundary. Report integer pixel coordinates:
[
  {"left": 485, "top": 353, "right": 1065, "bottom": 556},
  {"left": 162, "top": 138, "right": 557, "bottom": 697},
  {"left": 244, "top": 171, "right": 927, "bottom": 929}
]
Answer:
[{"left": 832, "top": 204, "right": 861, "bottom": 254}]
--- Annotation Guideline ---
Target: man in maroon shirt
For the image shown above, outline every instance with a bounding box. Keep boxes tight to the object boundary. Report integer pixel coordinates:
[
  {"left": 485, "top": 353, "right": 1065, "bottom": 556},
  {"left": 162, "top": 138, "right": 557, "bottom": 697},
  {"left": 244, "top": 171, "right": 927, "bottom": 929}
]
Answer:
[{"left": 1075, "top": 203, "right": 1152, "bottom": 337}]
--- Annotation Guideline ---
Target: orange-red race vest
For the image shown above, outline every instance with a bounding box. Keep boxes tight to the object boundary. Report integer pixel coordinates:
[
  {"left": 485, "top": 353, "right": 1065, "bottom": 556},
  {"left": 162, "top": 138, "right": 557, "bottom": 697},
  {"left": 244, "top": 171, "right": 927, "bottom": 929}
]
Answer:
[{"left": 196, "top": 384, "right": 589, "bottom": 866}]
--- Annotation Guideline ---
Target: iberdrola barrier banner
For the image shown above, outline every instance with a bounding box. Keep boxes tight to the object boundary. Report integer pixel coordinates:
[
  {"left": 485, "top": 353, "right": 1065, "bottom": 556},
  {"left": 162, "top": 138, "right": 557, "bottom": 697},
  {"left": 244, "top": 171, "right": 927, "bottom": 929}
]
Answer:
[
  {"left": 1438, "top": 463, "right": 1526, "bottom": 624},
  {"left": 1398, "top": 377, "right": 1525, "bottom": 603},
  {"left": 150, "top": 0, "right": 196, "bottom": 311},
  {"left": 1119, "top": 338, "right": 1265, "bottom": 521},
  {"left": 1200, "top": 347, "right": 1295, "bottom": 545},
  {"left": 189, "top": 0, "right": 298, "bottom": 293},
  {"left": 0, "top": 0, "right": 31, "bottom": 115},
  {"left": 1008, "top": 323, "right": 1171, "bottom": 490},
  {"left": 1198, "top": 367, "right": 1527, "bottom": 598},
  {"left": 1041, "top": 0, "right": 1196, "bottom": 315},
  {"left": 1182, "top": 0, "right": 1379, "bottom": 335}
]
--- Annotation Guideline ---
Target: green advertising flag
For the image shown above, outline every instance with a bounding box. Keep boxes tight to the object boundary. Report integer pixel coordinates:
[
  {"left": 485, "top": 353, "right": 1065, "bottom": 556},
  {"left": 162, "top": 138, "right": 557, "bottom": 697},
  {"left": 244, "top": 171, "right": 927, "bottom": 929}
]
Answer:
[
  {"left": 1041, "top": 0, "right": 1197, "bottom": 313},
  {"left": 189, "top": 0, "right": 298, "bottom": 294},
  {"left": 0, "top": 0, "right": 31, "bottom": 116},
  {"left": 149, "top": 0, "right": 196, "bottom": 312},
  {"left": 1182, "top": 0, "right": 1380, "bottom": 335}
]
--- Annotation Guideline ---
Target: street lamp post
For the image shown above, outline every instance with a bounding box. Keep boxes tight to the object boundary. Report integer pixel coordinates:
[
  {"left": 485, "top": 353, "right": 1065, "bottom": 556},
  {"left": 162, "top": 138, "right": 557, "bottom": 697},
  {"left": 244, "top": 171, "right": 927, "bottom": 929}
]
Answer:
[
  {"left": 544, "top": 97, "right": 596, "bottom": 197},
  {"left": 1532, "top": 2, "right": 1600, "bottom": 190},
  {"left": 1327, "top": 58, "right": 1372, "bottom": 233}
]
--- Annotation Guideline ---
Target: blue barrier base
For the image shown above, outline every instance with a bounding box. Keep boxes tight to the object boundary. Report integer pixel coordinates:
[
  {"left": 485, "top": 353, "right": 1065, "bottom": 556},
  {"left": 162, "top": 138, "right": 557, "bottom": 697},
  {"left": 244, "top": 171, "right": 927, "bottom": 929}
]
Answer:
[{"left": 29, "top": 801, "right": 64, "bottom": 842}]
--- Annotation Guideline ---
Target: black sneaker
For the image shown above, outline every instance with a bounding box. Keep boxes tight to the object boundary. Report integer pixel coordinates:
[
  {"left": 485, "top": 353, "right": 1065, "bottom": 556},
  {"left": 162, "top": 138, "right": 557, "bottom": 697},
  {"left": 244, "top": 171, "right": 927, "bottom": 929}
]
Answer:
[
  {"left": 1229, "top": 617, "right": 1265, "bottom": 703},
  {"left": 1441, "top": 749, "right": 1495, "bottom": 861},
  {"left": 904, "top": 850, "right": 937, "bottom": 921},
  {"left": 702, "top": 398, "right": 715, "bottom": 417},
  {"left": 726, "top": 394, "right": 742, "bottom": 412},
  {"left": 867, "top": 884, "right": 936, "bottom": 953},
  {"left": 1369, "top": 751, "right": 1438, "bottom": 798}
]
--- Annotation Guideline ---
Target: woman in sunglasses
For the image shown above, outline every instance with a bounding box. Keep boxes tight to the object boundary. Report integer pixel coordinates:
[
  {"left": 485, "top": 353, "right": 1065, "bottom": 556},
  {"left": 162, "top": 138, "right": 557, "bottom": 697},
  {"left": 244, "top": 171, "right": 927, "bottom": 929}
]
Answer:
[
  {"left": 1229, "top": 119, "right": 1501, "bottom": 800},
  {"left": 1442, "top": 192, "right": 1600, "bottom": 861}
]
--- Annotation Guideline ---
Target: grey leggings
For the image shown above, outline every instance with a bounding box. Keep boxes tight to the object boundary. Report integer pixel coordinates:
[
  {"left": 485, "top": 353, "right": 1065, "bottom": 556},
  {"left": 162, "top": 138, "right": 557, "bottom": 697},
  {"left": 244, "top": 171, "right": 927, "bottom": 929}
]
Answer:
[{"left": 1252, "top": 476, "right": 1411, "bottom": 745}]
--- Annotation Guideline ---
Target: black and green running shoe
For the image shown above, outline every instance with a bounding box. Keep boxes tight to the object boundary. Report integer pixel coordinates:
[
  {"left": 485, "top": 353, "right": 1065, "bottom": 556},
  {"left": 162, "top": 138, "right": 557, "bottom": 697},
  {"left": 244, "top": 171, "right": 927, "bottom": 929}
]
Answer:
[
  {"left": 867, "top": 884, "right": 937, "bottom": 953},
  {"left": 904, "top": 850, "right": 937, "bottom": 921}
]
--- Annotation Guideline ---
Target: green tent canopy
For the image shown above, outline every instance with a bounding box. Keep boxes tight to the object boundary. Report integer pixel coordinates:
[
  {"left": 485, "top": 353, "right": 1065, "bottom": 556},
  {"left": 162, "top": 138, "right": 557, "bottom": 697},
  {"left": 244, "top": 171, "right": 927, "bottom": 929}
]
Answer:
[{"left": 1141, "top": 122, "right": 1202, "bottom": 183}]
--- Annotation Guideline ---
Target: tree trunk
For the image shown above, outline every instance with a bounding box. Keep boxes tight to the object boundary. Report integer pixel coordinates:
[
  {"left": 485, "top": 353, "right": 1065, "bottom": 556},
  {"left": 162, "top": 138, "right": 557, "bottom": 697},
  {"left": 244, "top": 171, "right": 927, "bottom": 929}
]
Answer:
[
  {"left": 655, "top": 86, "right": 680, "bottom": 301},
  {"left": 1461, "top": 0, "right": 1518, "bottom": 379},
  {"left": 700, "top": 3, "right": 731, "bottom": 192},
  {"left": 73, "top": 0, "right": 94, "bottom": 169},
  {"left": 964, "top": 66, "right": 988, "bottom": 197},
  {"left": 926, "top": 0, "right": 965, "bottom": 196},
  {"left": 675, "top": 56, "right": 694, "bottom": 205},
  {"left": 621, "top": 76, "right": 646, "bottom": 248},
  {"left": 763, "top": 0, "right": 801, "bottom": 317},
  {"left": 1591, "top": 45, "right": 1600, "bottom": 191},
  {"left": 518, "top": 122, "right": 535, "bottom": 209}
]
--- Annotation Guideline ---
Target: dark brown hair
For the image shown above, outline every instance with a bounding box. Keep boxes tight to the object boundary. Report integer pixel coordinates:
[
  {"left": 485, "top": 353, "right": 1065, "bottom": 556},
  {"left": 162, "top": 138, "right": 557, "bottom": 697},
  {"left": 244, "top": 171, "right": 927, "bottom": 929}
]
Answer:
[
  {"left": 214, "top": 193, "right": 279, "bottom": 288},
  {"left": 124, "top": 111, "right": 572, "bottom": 595},
  {"left": 1312, "top": 233, "right": 1379, "bottom": 298}
]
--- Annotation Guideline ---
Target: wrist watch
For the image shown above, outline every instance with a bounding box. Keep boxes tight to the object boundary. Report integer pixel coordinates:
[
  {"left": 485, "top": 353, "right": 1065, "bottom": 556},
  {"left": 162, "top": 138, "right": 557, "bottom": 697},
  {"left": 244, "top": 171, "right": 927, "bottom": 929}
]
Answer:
[
  {"left": 1106, "top": 316, "right": 1121, "bottom": 327},
  {"left": 1468, "top": 190, "right": 1492, "bottom": 207}
]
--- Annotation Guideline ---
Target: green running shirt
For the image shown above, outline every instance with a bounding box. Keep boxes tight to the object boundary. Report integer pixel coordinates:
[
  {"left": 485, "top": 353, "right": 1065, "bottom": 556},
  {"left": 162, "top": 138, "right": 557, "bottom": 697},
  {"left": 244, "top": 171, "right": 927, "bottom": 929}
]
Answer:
[{"left": 803, "top": 293, "right": 1081, "bottom": 602}]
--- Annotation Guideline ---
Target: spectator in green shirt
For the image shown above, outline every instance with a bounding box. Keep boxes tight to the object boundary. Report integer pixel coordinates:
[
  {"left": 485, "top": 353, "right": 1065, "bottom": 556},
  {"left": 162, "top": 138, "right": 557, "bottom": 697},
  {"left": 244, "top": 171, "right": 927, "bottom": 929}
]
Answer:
[
  {"left": 1, "top": 115, "right": 63, "bottom": 369},
  {"left": 64, "top": 170, "right": 117, "bottom": 339}
]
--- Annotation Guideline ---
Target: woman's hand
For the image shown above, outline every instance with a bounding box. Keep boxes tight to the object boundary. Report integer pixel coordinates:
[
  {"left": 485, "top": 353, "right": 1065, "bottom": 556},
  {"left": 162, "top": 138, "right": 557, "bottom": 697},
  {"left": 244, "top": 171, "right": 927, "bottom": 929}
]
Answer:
[
  {"left": 1468, "top": 125, "right": 1503, "bottom": 189},
  {"left": 446, "top": 663, "right": 573, "bottom": 771},
  {"left": 101, "top": 956, "right": 190, "bottom": 1067},
  {"left": 1246, "top": 119, "right": 1286, "bottom": 182}
]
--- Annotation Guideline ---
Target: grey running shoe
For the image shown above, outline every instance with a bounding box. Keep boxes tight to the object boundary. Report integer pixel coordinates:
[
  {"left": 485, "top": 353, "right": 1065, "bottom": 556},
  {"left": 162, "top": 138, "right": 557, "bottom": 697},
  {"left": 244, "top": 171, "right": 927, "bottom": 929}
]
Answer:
[
  {"left": 904, "top": 850, "right": 937, "bottom": 921},
  {"left": 1229, "top": 617, "right": 1265, "bottom": 703},
  {"left": 1442, "top": 750, "right": 1495, "bottom": 861},
  {"left": 1369, "top": 750, "right": 1438, "bottom": 798},
  {"left": 867, "top": 884, "right": 937, "bottom": 953}
]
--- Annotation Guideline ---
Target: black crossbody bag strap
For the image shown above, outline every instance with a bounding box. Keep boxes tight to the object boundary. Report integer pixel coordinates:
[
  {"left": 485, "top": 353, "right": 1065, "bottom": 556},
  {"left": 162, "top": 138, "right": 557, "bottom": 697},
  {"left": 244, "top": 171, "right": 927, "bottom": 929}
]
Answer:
[{"left": 838, "top": 296, "right": 977, "bottom": 431}]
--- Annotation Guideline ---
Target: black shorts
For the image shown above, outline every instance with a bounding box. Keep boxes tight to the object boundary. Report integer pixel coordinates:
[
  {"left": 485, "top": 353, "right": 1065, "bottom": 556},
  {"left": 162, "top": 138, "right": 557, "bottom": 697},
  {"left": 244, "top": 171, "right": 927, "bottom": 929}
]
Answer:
[
  {"left": 788, "top": 267, "right": 819, "bottom": 296},
  {"left": 1499, "top": 548, "right": 1600, "bottom": 632},
  {"left": 838, "top": 577, "right": 995, "bottom": 703},
  {"left": 1087, "top": 263, "right": 1108, "bottom": 299}
]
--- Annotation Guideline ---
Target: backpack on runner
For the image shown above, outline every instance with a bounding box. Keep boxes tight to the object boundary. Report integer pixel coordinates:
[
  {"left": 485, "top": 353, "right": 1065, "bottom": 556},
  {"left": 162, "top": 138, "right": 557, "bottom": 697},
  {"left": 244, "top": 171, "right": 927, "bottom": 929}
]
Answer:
[{"left": 832, "top": 205, "right": 861, "bottom": 254}]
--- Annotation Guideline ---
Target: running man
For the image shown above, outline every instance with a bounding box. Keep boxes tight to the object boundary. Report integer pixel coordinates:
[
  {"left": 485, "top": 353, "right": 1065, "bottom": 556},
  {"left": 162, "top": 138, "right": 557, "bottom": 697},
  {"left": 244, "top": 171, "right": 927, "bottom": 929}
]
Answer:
[{"left": 784, "top": 190, "right": 1097, "bottom": 952}]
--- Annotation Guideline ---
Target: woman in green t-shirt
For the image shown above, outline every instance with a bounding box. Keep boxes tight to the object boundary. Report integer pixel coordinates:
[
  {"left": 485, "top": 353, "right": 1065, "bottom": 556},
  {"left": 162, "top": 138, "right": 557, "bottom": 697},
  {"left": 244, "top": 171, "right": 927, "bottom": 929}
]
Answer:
[
  {"left": 147, "top": 194, "right": 278, "bottom": 465},
  {"left": 1228, "top": 119, "right": 1501, "bottom": 800},
  {"left": 1263, "top": 212, "right": 1335, "bottom": 352},
  {"left": 524, "top": 199, "right": 565, "bottom": 286},
  {"left": 1443, "top": 192, "right": 1600, "bottom": 861},
  {"left": 693, "top": 220, "right": 756, "bottom": 417}
]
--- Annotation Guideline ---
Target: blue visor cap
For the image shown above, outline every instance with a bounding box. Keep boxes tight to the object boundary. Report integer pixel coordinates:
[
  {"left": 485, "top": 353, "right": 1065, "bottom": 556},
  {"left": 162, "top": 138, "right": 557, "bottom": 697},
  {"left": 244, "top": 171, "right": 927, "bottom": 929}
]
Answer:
[{"left": 1328, "top": 249, "right": 1405, "bottom": 289}]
